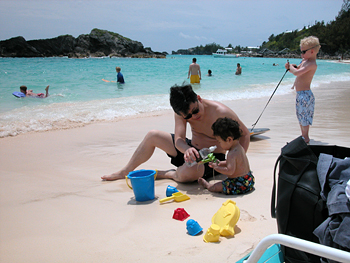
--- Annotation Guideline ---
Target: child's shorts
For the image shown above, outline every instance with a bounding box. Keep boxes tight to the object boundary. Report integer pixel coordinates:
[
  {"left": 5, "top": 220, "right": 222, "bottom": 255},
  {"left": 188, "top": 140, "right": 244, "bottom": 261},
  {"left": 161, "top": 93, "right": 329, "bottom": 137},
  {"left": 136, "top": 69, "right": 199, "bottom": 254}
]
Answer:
[
  {"left": 222, "top": 171, "right": 255, "bottom": 195},
  {"left": 296, "top": 90, "right": 315, "bottom": 126}
]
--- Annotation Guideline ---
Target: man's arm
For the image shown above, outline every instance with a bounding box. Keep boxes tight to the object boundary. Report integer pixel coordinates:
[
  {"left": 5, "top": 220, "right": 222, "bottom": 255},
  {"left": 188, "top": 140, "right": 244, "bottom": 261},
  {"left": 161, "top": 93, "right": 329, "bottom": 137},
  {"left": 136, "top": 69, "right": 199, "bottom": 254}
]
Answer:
[
  {"left": 174, "top": 113, "right": 199, "bottom": 162},
  {"left": 238, "top": 122, "right": 250, "bottom": 152},
  {"left": 221, "top": 104, "right": 250, "bottom": 152}
]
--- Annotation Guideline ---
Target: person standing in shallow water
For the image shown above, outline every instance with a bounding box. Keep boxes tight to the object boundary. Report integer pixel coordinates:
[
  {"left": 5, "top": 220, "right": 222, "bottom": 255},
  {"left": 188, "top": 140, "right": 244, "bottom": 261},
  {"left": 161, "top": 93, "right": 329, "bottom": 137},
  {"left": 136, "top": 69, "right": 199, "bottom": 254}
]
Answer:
[
  {"left": 188, "top": 58, "right": 201, "bottom": 84},
  {"left": 285, "top": 36, "right": 320, "bottom": 144},
  {"left": 235, "top": 63, "right": 242, "bottom": 75},
  {"left": 116, "top": 67, "right": 125, "bottom": 84}
]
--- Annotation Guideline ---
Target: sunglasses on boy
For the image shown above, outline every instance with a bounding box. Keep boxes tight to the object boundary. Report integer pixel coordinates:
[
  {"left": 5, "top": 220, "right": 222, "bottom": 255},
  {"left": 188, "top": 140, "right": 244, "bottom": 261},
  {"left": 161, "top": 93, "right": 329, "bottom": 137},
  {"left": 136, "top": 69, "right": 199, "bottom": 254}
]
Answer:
[
  {"left": 300, "top": 45, "right": 319, "bottom": 54},
  {"left": 184, "top": 102, "right": 200, "bottom": 120}
]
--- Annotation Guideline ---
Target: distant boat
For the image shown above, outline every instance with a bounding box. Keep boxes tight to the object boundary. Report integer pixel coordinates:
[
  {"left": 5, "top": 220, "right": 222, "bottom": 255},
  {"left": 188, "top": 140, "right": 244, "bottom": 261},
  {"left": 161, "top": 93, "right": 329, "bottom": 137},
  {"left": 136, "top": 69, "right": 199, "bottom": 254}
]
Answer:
[{"left": 212, "top": 49, "right": 240, "bottom": 58}]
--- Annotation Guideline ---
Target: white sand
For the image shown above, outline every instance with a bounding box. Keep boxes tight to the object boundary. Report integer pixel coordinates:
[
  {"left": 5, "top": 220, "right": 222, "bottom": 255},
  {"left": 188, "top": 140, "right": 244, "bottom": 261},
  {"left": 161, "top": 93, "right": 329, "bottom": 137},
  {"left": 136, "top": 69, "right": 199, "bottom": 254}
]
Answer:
[{"left": 1, "top": 81, "right": 349, "bottom": 262}]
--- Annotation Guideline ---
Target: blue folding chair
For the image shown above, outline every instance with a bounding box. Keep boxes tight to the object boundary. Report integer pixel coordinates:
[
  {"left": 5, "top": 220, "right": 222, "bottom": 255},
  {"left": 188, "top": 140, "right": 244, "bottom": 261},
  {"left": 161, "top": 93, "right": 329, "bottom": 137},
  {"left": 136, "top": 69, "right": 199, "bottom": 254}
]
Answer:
[{"left": 236, "top": 234, "right": 350, "bottom": 263}]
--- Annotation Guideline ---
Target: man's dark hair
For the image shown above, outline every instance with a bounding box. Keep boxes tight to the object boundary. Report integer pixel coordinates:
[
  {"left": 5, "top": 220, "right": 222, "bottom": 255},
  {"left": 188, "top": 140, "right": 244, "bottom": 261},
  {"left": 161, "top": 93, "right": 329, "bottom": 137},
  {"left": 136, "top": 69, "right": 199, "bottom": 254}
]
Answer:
[
  {"left": 170, "top": 83, "right": 198, "bottom": 116},
  {"left": 212, "top": 117, "right": 242, "bottom": 141},
  {"left": 193, "top": 58, "right": 197, "bottom": 63},
  {"left": 20, "top": 85, "right": 27, "bottom": 93}
]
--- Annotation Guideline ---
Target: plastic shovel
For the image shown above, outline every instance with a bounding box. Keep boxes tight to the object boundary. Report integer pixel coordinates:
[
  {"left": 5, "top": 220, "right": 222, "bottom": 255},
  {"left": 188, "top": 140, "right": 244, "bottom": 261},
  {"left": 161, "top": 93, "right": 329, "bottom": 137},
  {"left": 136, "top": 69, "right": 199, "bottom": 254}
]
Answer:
[{"left": 159, "top": 192, "right": 190, "bottom": 203}]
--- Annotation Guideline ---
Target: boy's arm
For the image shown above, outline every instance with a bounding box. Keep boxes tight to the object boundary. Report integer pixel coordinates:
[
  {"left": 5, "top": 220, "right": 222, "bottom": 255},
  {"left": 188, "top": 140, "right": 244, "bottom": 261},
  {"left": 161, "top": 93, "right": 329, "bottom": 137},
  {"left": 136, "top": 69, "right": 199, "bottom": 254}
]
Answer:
[
  {"left": 209, "top": 156, "right": 236, "bottom": 176},
  {"left": 288, "top": 62, "right": 316, "bottom": 77}
]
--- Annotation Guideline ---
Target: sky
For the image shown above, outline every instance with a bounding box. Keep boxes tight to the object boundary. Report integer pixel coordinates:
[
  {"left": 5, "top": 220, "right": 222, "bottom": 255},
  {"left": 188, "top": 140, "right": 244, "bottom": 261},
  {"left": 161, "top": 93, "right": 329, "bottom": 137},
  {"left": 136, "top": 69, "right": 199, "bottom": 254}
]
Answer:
[{"left": 0, "top": 0, "right": 344, "bottom": 53}]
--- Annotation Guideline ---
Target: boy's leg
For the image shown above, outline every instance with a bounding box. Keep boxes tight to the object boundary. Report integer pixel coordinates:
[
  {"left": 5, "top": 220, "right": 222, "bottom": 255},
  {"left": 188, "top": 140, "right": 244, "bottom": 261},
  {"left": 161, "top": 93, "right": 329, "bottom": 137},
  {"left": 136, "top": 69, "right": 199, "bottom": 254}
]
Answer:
[
  {"left": 300, "top": 125, "right": 310, "bottom": 143},
  {"left": 45, "top": 85, "right": 49, "bottom": 97},
  {"left": 101, "top": 130, "right": 177, "bottom": 181},
  {"left": 198, "top": 178, "right": 223, "bottom": 193}
]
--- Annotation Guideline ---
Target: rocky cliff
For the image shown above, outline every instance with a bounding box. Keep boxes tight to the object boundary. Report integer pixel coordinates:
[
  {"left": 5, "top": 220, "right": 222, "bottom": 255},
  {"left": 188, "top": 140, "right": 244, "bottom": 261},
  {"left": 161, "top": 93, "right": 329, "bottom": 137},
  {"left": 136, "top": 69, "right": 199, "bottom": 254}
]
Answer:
[{"left": 0, "top": 29, "right": 166, "bottom": 58}]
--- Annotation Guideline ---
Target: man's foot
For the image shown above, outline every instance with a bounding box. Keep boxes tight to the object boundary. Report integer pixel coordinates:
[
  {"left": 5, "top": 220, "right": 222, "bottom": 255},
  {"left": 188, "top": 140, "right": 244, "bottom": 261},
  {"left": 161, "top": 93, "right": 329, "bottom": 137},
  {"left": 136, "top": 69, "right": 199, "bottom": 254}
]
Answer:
[
  {"left": 198, "top": 178, "right": 210, "bottom": 189},
  {"left": 101, "top": 170, "right": 128, "bottom": 181}
]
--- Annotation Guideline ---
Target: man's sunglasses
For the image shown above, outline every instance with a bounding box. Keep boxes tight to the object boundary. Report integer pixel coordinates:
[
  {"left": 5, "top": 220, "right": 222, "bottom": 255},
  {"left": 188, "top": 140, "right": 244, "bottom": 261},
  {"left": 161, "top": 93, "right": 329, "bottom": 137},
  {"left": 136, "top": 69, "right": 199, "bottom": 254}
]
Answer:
[
  {"left": 184, "top": 103, "right": 200, "bottom": 119},
  {"left": 301, "top": 45, "right": 319, "bottom": 54}
]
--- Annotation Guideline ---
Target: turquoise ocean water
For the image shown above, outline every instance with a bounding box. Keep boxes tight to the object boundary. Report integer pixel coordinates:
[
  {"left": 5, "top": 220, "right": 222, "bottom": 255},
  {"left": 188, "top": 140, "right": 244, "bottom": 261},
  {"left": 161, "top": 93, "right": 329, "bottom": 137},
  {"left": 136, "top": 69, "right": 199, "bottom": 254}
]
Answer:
[{"left": 0, "top": 55, "right": 349, "bottom": 138}]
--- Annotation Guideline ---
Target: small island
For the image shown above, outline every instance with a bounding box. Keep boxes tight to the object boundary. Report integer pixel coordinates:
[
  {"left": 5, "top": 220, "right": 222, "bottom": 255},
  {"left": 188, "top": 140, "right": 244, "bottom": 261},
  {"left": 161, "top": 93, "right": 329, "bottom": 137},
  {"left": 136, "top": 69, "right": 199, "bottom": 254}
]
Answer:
[{"left": 0, "top": 28, "right": 167, "bottom": 58}]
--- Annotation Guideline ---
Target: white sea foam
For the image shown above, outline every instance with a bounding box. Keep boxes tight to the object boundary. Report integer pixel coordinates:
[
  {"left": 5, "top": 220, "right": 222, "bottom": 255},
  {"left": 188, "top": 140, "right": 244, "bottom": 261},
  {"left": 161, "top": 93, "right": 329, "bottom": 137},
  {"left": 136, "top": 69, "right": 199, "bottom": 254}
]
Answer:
[{"left": 1, "top": 56, "right": 349, "bottom": 138}]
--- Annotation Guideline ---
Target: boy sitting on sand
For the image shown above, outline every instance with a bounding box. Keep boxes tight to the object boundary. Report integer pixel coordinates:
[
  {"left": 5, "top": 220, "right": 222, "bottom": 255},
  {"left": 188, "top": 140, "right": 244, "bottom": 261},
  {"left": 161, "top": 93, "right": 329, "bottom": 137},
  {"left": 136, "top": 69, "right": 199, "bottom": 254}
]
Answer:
[
  {"left": 285, "top": 36, "right": 320, "bottom": 144},
  {"left": 198, "top": 117, "right": 255, "bottom": 195}
]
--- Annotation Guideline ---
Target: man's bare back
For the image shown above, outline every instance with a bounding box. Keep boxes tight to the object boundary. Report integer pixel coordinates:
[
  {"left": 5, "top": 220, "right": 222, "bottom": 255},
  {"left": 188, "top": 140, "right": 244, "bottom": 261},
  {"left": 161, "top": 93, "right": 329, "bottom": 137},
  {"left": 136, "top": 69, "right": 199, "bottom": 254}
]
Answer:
[{"left": 189, "top": 63, "right": 201, "bottom": 76}]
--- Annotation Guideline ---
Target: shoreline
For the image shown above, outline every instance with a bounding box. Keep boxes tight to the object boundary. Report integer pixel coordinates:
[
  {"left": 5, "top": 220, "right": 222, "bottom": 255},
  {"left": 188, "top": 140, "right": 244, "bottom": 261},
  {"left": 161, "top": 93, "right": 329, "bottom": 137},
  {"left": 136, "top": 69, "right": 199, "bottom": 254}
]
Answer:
[
  {"left": 1, "top": 78, "right": 350, "bottom": 140},
  {"left": 0, "top": 80, "right": 349, "bottom": 262}
]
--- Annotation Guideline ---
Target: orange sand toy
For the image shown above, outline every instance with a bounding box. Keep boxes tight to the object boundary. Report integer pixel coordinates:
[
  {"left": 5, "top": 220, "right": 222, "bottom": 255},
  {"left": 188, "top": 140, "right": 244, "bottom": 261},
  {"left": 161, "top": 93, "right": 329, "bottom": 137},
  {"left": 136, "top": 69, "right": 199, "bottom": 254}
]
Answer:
[{"left": 211, "top": 200, "right": 240, "bottom": 237}]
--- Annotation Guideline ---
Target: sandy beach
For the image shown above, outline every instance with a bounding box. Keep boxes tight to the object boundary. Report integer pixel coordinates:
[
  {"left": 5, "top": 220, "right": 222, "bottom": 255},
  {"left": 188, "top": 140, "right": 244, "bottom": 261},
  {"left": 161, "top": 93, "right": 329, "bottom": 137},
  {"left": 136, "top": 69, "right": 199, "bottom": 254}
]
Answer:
[{"left": 1, "top": 80, "right": 349, "bottom": 263}]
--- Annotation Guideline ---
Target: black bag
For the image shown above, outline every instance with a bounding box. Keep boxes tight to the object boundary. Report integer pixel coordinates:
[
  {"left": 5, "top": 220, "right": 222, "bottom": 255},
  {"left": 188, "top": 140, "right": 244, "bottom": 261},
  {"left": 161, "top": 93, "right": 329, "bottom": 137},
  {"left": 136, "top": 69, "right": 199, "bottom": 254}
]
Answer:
[{"left": 271, "top": 136, "right": 350, "bottom": 263}]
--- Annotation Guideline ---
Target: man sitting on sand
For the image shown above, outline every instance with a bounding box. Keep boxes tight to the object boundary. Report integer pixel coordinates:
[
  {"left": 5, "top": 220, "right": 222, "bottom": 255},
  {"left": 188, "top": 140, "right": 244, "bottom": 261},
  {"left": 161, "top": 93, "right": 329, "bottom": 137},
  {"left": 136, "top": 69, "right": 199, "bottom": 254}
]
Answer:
[
  {"left": 102, "top": 83, "right": 250, "bottom": 183},
  {"left": 20, "top": 85, "right": 49, "bottom": 98}
]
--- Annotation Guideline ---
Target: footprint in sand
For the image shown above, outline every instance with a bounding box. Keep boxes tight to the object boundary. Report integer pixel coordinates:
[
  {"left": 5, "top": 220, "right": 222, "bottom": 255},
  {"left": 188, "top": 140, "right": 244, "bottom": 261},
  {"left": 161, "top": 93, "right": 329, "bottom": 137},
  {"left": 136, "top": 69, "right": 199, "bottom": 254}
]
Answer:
[{"left": 239, "top": 209, "right": 257, "bottom": 222}]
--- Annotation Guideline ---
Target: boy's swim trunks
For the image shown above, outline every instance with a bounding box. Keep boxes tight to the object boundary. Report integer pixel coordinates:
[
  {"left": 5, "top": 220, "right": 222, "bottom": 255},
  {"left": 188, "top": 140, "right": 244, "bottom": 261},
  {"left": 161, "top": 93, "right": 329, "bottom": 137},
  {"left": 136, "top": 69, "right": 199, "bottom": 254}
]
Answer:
[
  {"left": 296, "top": 90, "right": 315, "bottom": 126},
  {"left": 167, "top": 134, "right": 225, "bottom": 180},
  {"left": 37, "top": 93, "right": 45, "bottom": 98},
  {"left": 190, "top": 75, "right": 200, "bottom": 84},
  {"left": 222, "top": 171, "right": 255, "bottom": 195}
]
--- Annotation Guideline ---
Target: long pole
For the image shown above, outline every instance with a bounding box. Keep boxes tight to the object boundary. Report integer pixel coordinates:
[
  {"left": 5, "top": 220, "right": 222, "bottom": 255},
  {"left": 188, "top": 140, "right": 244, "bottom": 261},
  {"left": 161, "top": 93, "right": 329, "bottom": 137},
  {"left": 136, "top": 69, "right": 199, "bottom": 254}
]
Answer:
[{"left": 251, "top": 68, "right": 289, "bottom": 131}]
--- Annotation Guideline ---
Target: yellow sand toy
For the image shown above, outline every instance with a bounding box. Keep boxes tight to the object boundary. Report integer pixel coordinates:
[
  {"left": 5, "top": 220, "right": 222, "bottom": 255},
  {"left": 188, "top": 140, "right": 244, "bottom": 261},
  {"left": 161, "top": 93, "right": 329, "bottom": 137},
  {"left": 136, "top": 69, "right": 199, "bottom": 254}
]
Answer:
[
  {"left": 159, "top": 191, "right": 190, "bottom": 204},
  {"left": 203, "top": 224, "right": 221, "bottom": 243},
  {"left": 211, "top": 200, "right": 240, "bottom": 237}
]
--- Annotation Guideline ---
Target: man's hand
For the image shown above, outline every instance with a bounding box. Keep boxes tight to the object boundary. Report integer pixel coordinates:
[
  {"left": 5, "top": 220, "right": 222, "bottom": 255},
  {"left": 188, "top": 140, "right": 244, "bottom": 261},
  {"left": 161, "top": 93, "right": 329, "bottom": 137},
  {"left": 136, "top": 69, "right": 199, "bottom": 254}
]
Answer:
[{"left": 184, "top": 147, "right": 199, "bottom": 163}]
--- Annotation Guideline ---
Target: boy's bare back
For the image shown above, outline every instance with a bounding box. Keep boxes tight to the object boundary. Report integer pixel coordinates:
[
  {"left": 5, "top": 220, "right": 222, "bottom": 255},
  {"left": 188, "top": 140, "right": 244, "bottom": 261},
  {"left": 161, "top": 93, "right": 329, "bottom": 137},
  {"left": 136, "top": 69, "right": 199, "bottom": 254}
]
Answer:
[{"left": 226, "top": 143, "right": 250, "bottom": 178}]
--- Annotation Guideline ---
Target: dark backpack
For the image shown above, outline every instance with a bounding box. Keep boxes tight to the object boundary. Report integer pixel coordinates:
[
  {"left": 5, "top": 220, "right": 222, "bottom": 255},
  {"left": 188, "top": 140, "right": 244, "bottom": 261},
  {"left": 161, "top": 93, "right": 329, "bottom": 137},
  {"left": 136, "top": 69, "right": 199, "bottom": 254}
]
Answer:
[{"left": 271, "top": 136, "right": 350, "bottom": 263}]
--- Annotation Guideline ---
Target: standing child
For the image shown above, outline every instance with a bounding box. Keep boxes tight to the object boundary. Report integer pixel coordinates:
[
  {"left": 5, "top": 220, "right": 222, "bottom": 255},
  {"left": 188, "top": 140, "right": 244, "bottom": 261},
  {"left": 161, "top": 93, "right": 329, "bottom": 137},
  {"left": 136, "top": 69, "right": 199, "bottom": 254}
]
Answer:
[
  {"left": 285, "top": 36, "right": 320, "bottom": 143},
  {"left": 235, "top": 63, "right": 242, "bottom": 75},
  {"left": 198, "top": 117, "right": 254, "bottom": 195},
  {"left": 116, "top": 66, "right": 125, "bottom": 84}
]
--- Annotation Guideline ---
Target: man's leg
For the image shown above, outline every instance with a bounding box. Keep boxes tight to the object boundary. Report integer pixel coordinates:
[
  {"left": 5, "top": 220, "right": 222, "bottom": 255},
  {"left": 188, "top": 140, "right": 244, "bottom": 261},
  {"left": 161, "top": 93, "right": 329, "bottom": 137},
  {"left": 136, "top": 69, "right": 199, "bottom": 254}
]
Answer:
[
  {"left": 157, "top": 162, "right": 205, "bottom": 182},
  {"left": 101, "top": 130, "right": 177, "bottom": 181}
]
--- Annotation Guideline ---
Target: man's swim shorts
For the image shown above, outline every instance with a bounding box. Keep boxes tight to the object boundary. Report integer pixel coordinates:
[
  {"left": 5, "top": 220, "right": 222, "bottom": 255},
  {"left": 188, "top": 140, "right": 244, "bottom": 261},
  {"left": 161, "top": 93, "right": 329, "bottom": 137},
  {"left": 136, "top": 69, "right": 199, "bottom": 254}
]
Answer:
[
  {"left": 296, "top": 90, "right": 315, "bottom": 126},
  {"left": 222, "top": 171, "right": 255, "bottom": 195},
  {"left": 167, "top": 134, "right": 225, "bottom": 180},
  {"left": 190, "top": 75, "right": 200, "bottom": 84}
]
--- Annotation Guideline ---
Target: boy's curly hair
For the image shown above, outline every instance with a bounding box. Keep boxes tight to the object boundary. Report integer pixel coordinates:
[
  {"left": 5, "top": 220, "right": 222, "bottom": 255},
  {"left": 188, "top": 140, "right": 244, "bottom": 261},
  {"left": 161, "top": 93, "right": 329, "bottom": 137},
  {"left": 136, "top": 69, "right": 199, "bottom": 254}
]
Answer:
[
  {"left": 211, "top": 117, "right": 242, "bottom": 141},
  {"left": 300, "top": 36, "right": 320, "bottom": 53}
]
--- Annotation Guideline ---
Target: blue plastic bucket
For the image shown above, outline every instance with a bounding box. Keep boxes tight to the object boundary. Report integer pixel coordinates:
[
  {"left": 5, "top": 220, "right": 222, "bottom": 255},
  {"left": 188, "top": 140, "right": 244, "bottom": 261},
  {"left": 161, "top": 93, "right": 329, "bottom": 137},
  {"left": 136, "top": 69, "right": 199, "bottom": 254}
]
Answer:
[{"left": 126, "top": 170, "right": 156, "bottom": 202}]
